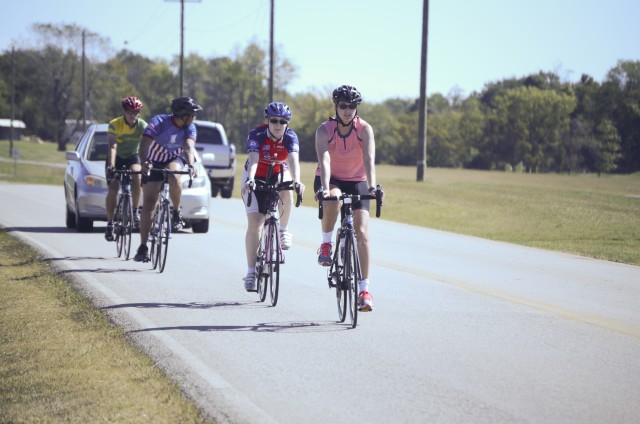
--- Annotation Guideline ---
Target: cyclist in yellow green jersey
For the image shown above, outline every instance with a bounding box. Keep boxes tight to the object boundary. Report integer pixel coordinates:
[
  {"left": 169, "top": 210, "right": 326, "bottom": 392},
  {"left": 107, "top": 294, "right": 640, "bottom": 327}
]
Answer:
[{"left": 104, "top": 96, "right": 147, "bottom": 241}]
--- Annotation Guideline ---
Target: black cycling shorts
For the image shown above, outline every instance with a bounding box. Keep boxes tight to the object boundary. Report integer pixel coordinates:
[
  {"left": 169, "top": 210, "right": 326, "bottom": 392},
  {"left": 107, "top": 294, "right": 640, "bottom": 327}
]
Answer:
[
  {"left": 114, "top": 154, "right": 141, "bottom": 169},
  {"left": 313, "top": 175, "right": 370, "bottom": 212},
  {"left": 146, "top": 157, "right": 187, "bottom": 183}
]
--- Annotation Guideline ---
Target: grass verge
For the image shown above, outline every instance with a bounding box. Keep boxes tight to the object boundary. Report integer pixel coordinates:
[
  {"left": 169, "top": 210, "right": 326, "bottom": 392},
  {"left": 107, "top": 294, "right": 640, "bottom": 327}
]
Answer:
[{"left": 0, "top": 229, "right": 214, "bottom": 423}]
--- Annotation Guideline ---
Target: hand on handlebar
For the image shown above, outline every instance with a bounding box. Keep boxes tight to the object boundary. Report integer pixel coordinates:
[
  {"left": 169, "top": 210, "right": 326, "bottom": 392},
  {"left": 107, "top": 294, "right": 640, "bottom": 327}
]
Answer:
[
  {"left": 294, "top": 182, "right": 305, "bottom": 196},
  {"left": 244, "top": 178, "right": 256, "bottom": 195},
  {"left": 105, "top": 165, "right": 115, "bottom": 185},
  {"left": 314, "top": 187, "right": 328, "bottom": 202},
  {"left": 188, "top": 163, "right": 198, "bottom": 178}
]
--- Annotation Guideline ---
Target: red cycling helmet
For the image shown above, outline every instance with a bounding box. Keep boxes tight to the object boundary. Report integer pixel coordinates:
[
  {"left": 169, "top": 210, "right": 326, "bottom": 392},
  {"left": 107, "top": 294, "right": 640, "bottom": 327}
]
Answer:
[{"left": 121, "top": 96, "right": 144, "bottom": 112}]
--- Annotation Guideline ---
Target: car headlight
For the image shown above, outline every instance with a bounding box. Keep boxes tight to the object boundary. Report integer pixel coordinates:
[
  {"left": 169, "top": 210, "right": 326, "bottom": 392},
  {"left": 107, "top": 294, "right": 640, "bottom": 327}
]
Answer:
[{"left": 84, "top": 174, "right": 108, "bottom": 188}]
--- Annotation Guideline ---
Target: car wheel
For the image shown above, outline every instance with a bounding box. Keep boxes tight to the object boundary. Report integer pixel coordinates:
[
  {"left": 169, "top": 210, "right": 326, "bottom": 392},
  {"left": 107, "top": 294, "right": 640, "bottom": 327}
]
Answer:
[
  {"left": 74, "top": 188, "right": 94, "bottom": 233},
  {"left": 210, "top": 181, "right": 219, "bottom": 198},
  {"left": 191, "top": 219, "right": 209, "bottom": 233},
  {"left": 66, "top": 207, "right": 76, "bottom": 229},
  {"left": 221, "top": 176, "right": 234, "bottom": 199}
]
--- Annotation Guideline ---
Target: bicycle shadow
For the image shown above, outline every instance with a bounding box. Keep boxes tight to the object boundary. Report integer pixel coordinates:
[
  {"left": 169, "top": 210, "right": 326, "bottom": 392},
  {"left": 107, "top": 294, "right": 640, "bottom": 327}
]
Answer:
[
  {"left": 102, "top": 301, "right": 251, "bottom": 310},
  {"left": 3, "top": 226, "right": 93, "bottom": 234},
  {"left": 129, "top": 320, "right": 347, "bottom": 334}
]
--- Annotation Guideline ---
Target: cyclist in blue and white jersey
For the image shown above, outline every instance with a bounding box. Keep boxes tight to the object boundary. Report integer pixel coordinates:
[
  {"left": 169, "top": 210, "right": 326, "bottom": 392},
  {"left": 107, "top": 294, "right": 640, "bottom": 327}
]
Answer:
[
  {"left": 133, "top": 96, "right": 202, "bottom": 263},
  {"left": 241, "top": 102, "right": 305, "bottom": 291}
]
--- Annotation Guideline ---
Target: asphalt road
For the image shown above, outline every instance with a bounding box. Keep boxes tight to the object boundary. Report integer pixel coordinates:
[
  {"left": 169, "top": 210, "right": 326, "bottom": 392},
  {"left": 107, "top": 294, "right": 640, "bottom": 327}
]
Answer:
[{"left": 2, "top": 183, "right": 640, "bottom": 424}]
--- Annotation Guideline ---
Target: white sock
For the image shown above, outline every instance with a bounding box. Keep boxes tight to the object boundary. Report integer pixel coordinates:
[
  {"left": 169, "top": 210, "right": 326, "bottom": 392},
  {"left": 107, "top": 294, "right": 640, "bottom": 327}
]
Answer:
[
  {"left": 322, "top": 231, "right": 334, "bottom": 243},
  {"left": 280, "top": 226, "right": 288, "bottom": 233},
  {"left": 359, "top": 279, "right": 369, "bottom": 293},
  {"left": 247, "top": 267, "right": 255, "bottom": 275}
]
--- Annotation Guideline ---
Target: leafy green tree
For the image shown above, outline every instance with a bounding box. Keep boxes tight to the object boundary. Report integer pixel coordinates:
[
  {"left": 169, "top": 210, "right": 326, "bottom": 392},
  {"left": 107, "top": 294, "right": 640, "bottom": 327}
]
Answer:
[{"left": 600, "top": 60, "right": 640, "bottom": 172}]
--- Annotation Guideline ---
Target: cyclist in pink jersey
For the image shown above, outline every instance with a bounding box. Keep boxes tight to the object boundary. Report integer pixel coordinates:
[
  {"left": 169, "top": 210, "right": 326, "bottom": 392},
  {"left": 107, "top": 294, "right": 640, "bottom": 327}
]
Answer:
[{"left": 314, "top": 85, "right": 383, "bottom": 312}]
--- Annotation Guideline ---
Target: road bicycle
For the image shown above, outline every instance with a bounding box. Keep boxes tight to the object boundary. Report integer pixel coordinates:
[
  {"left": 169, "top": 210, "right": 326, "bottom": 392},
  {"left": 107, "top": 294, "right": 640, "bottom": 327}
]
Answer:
[
  {"left": 147, "top": 167, "right": 192, "bottom": 273},
  {"left": 246, "top": 161, "right": 302, "bottom": 306},
  {"left": 318, "top": 186, "right": 382, "bottom": 328},
  {"left": 112, "top": 168, "right": 141, "bottom": 260}
]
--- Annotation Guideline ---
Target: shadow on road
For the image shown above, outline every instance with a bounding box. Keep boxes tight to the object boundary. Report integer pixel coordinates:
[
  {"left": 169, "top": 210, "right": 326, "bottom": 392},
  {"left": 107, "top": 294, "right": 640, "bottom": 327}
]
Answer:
[
  {"left": 103, "top": 301, "right": 249, "bottom": 310},
  {"left": 129, "top": 320, "right": 346, "bottom": 333},
  {"left": 3, "top": 226, "right": 105, "bottom": 234}
]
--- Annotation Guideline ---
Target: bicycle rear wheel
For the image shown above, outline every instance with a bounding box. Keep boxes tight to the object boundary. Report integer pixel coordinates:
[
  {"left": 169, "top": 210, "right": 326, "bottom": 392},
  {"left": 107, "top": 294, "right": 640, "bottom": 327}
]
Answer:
[
  {"left": 344, "top": 234, "right": 360, "bottom": 328},
  {"left": 267, "top": 221, "right": 280, "bottom": 307},
  {"left": 256, "top": 227, "right": 268, "bottom": 302},
  {"left": 157, "top": 202, "right": 171, "bottom": 273},
  {"left": 121, "top": 195, "right": 133, "bottom": 260}
]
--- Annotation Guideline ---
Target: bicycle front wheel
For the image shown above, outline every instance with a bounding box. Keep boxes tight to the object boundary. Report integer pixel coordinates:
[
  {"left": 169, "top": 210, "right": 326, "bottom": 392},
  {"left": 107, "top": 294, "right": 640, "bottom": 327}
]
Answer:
[
  {"left": 267, "top": 220, "right": 280, "bottom": 307},
  {"left": 121, "top": 195, "right": 133, "bottom": 260},
  {"left": 333, "top": 237, "right": 347, "bottom": 323},
  {"left": 150, "top": 207, "right": 160, "bottom": 269},
  {"left": 256, "top": 227, "right": 268, "bottom": 302},
  {"left": 344, "top": 233, "right": 361, "bottom": 328},
  {"left": 115, "top": 197, "right": 124, "bottom": 258},
  {"left": 157, "top": 202, "right": 171, "bottom": 273}
]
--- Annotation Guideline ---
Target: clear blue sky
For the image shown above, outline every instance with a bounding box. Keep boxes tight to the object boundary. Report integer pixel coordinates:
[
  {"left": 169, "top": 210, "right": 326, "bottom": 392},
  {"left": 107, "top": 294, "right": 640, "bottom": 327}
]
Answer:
[{"left": 2, "top": 0, "right": 639, "bottom": 103}]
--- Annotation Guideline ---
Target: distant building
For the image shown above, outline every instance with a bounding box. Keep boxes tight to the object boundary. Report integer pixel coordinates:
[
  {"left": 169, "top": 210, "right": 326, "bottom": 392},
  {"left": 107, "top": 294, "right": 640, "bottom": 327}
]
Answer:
[{"left": 0, "top": 119, "right": 26, "bottom": 140}]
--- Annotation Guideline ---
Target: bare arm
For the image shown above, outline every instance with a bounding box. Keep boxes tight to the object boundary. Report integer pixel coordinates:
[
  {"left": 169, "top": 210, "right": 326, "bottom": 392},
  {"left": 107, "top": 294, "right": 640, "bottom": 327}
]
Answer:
[
  {"left": 139, "top": 135, "right": 153, "bottom": 173},
  {"left": 107, "top": 134, "right": 117, "bottom": 168},
  {"left": 287, "top": 151, "right": 301, "bottom": 184},
  {"left": 246, "top": 152, "right": 259, "bottom": 180},
  {"left": 315, "top": 124, "right": 331, "bottom": 193},
  {"left": 361, "top": 123, "right": 377, "bottom": 189},
  {"left": 184, "top": 138, "right": 196, "bottom": 166}
]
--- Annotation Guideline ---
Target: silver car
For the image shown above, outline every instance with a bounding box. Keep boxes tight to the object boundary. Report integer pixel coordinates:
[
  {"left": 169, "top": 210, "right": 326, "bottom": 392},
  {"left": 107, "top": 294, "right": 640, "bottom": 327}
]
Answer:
[{"left": 64, "top": 123, "right": 211, "bottom": 233}]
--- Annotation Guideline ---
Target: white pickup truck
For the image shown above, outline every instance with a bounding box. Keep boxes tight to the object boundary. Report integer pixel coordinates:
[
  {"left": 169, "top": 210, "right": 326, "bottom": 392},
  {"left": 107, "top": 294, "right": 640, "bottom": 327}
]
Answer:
[{"left": 194, "top": 120, "right": 236, "bottom": 198}]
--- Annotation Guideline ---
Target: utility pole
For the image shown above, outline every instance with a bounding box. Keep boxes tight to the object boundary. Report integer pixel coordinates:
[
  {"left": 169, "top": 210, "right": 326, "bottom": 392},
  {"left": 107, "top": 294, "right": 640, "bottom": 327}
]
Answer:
[
  {"left": 417, "top": 0, "right": 429, "bottom": 181},
  {"left": 269, "top": 0, "right": 274, "bottom": 102},
  {"left": 10, "top": 45, "right": 15, "bottom": 157},
  {"left": 82, "top": 31, "right": 86, "bottom": 130},
  {"left": 166, "top": 0, "right": 202, "bottom": 96}
]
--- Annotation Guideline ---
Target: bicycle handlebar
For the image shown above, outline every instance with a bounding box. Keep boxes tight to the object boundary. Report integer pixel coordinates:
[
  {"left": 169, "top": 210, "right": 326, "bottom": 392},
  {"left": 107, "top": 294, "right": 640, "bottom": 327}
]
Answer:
[
  {"left": 246, "top": 180, "right": 303, "bottom": 208},
  {"left": 147, "top": 167, "right": 193, "bottom": 188},
  {"left": 112, "top": 169, "right": 143, "bottom": 175},
  {"left": 318, "top": 185, "right": 383, "bottom": 219}
]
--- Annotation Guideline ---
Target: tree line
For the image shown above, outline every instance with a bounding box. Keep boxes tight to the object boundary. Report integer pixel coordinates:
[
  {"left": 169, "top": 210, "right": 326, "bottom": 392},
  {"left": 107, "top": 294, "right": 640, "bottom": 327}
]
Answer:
[{"left": 1, "top": 23, "right": 639, "bottom": 174}]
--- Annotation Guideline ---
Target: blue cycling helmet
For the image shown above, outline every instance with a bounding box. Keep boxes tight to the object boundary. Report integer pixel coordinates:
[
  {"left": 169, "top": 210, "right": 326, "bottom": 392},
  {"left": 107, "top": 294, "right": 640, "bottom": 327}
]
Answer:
[{"left": 264, "top": 102, "right": 292, "bottom": 121}]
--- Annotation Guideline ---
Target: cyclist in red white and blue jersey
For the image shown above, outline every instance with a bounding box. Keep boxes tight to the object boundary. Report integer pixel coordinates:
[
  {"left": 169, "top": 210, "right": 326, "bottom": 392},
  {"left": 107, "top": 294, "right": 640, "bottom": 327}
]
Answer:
[
  {"left": 133, "top": 96, "right": 202, "bottom": 263},
  {"left": 241, "top": 102, "right": 305, "bottom": 291}
]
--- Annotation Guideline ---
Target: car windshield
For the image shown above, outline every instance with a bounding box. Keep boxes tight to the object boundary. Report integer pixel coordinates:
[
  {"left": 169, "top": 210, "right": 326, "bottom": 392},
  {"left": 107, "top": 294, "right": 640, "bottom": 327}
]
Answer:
[
  {"left": 88, "top": 131, "right": 109, "bottom": 161},
  {"left": 196, "top": 126, "right": 224, "bottom": 145}
]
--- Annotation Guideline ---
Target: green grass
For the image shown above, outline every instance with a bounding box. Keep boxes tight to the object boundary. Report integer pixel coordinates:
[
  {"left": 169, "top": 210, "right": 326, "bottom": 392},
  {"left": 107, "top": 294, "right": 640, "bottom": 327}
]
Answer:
[
  {"left": 0, "top": 139, "right": 68, "bottom": 185},
  {"left": 232, "top": 154, "right": 640, "bottom": 266},
  {"left": 0, "top": 230, "right": 214, "bottom": 423}
]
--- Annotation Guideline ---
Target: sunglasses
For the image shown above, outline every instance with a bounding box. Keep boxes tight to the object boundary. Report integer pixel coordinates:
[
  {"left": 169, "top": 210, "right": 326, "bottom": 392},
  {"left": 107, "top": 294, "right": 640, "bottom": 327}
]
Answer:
[
  {"left": 124, "top": 110, "right": 140, "bottom": 116},
  {"left": 269, "top": 118, "right": 289, "bottom": 125},
  {"left": 337, "top": 103, "right": 357, "bottom": 110}
]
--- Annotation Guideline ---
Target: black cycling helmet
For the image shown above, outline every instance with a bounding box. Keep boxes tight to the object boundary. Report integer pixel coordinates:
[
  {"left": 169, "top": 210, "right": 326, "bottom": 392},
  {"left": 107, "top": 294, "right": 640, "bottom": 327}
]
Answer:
[
  {"left": 264, "top": 102, "right": 292, "bottom": 120},
  {"left": 170, "top": 96, "right": 203, "bottom": 116},
  {"left": 332, "top": 85, "right": 363, "bottom": 105}
]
